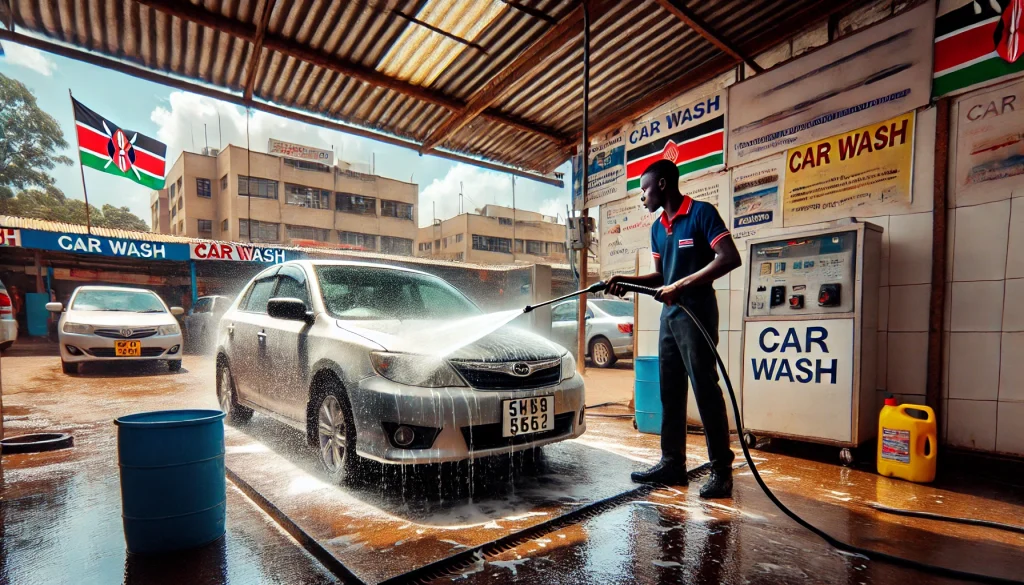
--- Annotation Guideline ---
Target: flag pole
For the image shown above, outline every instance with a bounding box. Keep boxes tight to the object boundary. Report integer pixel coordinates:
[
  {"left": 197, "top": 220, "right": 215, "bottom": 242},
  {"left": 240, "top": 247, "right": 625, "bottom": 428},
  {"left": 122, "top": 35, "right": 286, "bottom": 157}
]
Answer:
[{"left": 68, "top": 89, "right": 93, "bottom": 235}]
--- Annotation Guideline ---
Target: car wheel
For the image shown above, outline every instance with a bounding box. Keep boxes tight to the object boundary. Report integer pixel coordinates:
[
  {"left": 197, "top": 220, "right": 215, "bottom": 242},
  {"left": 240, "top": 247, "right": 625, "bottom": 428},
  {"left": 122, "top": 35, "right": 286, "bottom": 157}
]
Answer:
[
  {"left": 590, "top": 337, "right": 617, "bottom": 368},
  {"left": 61, "top": 359, "right": 78, "bottom": 375},
  {"left": 168, "top": 360, "right": 182, "bottom": 372},
  {"left": 314, "top": 389, "right": 357, "bottom": 485},
  {"left": 217, "top": 364, "right": 252, "bottom": 425}
]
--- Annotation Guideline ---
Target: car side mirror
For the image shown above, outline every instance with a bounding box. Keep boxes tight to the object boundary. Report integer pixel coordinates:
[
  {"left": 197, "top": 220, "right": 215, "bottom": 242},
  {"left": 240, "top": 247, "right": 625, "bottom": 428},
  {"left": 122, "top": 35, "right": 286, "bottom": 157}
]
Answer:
[
  {"left": 170, "top": 307, "right": 185, "bottom": 316},
  {"left": 268, "top": 298, "right": 312, "bottom": 323},
  {"left": 46, "top": 302, "right": 63, "bottom": 313}
]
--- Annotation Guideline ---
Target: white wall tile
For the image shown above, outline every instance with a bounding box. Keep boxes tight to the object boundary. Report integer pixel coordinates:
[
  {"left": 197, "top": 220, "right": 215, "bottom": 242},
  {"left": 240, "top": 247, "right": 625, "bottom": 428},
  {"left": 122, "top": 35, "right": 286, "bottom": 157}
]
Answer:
[
  {"left": 637, "top": 330, "right": 659, "bottom": 357},
  {"left": 999, "top": 332, "right": 1024, "bottom": 402},
  {"left": 996, "top": 402, "right": 1024, "bottom": 456},
  {"left": 1006, "top": 198, "right": 1024, "bottom": 279},
  {"left": 947, "top": 399, "right": 998, "bottom": 451},
  {"left": 953, "top": 200, "right": 1011, "bottom": 282},
  {"left": 888, "top": 284, "right": 930, "bottom": 332},
  {"left": 717, "top": 290, "right": 730, "bottom": 331},
  {"left": 880, "top": 254, "right": 890, "bottom": 288},
  {"left": 943, "top": 283, "right": 952, "bottom": 331},
  {"left": 876, "top": 333, "right": 888, "bottom": 391},
  {"left": 728, "top": 331, "right": 742, "bottom": 388},
  {"left": 889, "top": 212, "right": 933, "bottom": 286},
  {"left": 950, "top": 281, "right": 1005, "bottom": 331},
  {"left": 942, "top": 330, "right": 950, "bottom": 399},
  {"left": 948, "top": 332, "right": 1001, "bottom": 401},
  {"left": 637, "top": 294, "right": 661, "bottom": 331},
  {"left": 729, "top": 290, "right": 744, "bottom": 333},
  {"left": 714, "top": 274, "right": 730, "bottom": 291},
  {"left": 877, "top": 286, "right": 890, "bottom": 332},
  {"left": 887, "top": 332, "right": 928, "bottom": 396},
  {"left": 945, "top": 208, "right": 955, "bottom": 283},
  {"left": 862, "top": 215, "right": 890, "bottom": 258},
  {"left": 1003, "top": 279, "right": 1024, "bottom": 331}
]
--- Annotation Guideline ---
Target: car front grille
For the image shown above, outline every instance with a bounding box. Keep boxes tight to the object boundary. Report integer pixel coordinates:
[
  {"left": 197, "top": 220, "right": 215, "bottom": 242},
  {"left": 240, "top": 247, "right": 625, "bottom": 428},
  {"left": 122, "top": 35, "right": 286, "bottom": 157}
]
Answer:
[
  {"left": 94, "top": 327, "right": 158, "bottom": 339},
  {"left": 87, "top": 348, "right": 166, "bottom": 357},
  {"left": 450, "top": 358, "right": 561, "bottom": 390},
  {"left": 460, "top": 412, "right": 575, "bottom": 451}
]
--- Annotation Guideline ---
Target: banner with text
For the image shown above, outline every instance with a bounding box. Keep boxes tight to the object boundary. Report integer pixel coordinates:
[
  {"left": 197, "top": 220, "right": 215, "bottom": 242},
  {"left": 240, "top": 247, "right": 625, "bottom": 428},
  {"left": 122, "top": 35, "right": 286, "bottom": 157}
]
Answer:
[
  {"left": 954, "top": 78, "right": 1024, "bottom": 206},
  {"left": 731, "top": 154, "right": 785, "bottom": 245},
  {"left": 573, "top": 132, "right": 628, "bottom": 210},
  {"left": 599, "top": 195, "right": 654, "bottom": 279},
  {"left": 681, "top": 171, "right": 731, "bottom": 224},
  {"left": 783, "top": 112, "right": 915, "bottom": 226},
  {"left": 190, "top": 242, "right": 289, "bottom": 263},
  {"left": 728, "top": 1, "right": 933, "bottom": 166}
]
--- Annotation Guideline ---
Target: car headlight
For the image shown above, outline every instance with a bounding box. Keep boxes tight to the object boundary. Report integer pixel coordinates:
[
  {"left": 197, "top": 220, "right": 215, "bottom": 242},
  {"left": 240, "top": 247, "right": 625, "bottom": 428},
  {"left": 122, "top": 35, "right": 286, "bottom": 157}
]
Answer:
[
  {"left": 561, "top": 352, "right": 577, "bottom": 381},
  {"left": 62, "top": 322, "right": 92, "bottom": 335},
  {"left": 370, "top": 352, "right": 466, "bottom": 388},
  {"left": 158, "top": 324, "right": 181, "bottom": 335}
]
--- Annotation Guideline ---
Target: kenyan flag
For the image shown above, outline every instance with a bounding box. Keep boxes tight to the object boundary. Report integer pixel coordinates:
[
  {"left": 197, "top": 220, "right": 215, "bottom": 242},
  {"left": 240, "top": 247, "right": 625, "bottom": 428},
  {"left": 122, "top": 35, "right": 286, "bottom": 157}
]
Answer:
[
  {"left": 72, "top": 98, "right": 166, "bottom": 190},
  {"left": 625, "top": 115, "right": 724, "bottom": 191},
  {"left": 934, "top": 0, "right": 1024, "bottom": 97}
]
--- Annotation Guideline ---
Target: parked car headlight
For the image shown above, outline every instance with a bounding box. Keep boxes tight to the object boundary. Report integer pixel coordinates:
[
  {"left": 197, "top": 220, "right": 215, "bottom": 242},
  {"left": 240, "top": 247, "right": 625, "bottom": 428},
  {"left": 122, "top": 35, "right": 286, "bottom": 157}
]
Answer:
[
  {"left": 370, "top": 352, "right": 466, "bottom": 388},
  {"left": 561, "top": 352, "right": 576, "bottom": 381},
  {"left": 62, "top": 322, "right": 92, "bottom": 335},
  {"left": 158, "top": 324, "right": 181, "bottom": 335}
]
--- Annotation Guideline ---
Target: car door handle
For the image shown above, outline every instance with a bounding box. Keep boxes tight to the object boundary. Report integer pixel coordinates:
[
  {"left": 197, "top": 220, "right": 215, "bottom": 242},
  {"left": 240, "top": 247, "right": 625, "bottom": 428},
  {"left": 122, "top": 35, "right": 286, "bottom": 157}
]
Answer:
[
  {"left": 257, "top": 331, "right": 267, "bottom": 345},
  {"left": 226, "top": 324, "right": 235, "bottom": 337}
]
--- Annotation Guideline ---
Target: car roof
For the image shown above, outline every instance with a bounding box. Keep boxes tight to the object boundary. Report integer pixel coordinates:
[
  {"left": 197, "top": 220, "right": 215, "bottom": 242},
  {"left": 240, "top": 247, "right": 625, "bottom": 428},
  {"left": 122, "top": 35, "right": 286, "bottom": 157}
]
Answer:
[
  {"left": 73, "top": 285, "right": 159, "bottom": 293},
  {"left": 286, "top": 259, "right": 433, "bottom": 278}
]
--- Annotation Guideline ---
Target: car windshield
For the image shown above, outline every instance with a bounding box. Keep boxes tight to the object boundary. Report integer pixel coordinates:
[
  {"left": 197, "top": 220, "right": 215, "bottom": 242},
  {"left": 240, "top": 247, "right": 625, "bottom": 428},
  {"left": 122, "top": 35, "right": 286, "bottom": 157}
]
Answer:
[
  {"left": 71, "top": 289, "right": 166, "bottom": 313},
  {"left": 592, "top": 300, "right": 633, "bottom": 317},
  {"left": 316, "top": 266, "right": 479, "bottom": 320}
]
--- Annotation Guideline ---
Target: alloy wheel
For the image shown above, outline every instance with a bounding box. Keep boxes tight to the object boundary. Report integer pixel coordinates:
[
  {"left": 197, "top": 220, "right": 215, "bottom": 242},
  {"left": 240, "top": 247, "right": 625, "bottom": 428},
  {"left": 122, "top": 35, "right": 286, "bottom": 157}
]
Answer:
[
  {"left": 593, "top": 341, "right": 611, "bottom": 366},
  {"left": 318, "top": 395, "right": 347, "bottom": 473},
  {"left": 218, "top": 368, "right": 233, "bottom": 414}
]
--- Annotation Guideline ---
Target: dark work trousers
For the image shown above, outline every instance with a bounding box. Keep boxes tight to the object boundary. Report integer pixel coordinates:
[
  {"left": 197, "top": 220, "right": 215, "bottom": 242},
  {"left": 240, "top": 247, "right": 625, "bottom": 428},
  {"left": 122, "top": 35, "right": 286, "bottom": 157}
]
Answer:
[{"left": 658, "top": 293, "right": 735, "bottom": 471}]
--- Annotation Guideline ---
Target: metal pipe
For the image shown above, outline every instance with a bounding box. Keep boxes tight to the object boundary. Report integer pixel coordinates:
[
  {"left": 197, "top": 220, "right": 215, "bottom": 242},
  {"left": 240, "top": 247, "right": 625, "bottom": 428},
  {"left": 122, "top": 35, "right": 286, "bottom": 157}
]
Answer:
[{"left": 575, "top": 0, "right": 591, "bottom": 374}]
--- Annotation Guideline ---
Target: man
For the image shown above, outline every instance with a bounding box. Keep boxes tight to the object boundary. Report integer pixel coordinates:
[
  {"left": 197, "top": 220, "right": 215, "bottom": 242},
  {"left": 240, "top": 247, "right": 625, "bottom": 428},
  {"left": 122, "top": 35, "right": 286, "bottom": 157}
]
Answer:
[{"left": 607, "top": 159, "right": 741, "bottom": 499}]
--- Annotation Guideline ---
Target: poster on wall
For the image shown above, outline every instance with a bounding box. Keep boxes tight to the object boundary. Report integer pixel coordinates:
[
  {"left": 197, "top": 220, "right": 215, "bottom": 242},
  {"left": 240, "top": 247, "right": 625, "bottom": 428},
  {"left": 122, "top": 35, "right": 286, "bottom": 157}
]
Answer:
[
  {"left": 625, "top": 93, "right": 726, "bottom": 198},
  {"left": 572, "top": 132, "right": 627, "bottom": 210},
  {"left": 934, "top": 0, "right": 1024, "bottom": 98},
  {"left": 728, "top": 1, "right": 933, "bottom": 166},
  {"left": 680, "top": 171, "right": 731, "bottom": 223},
  {"left": 954, "top": 78, "right": 1024, "bottom": 203},
  {"left": 599, "top": 195, "right": 654, "bottom": 279},
  {"left": 731, "top": 154, "right": 785, "bottom": 244},
  {"left": 783, "top": 112, "right": 915, "bottom": 226}
]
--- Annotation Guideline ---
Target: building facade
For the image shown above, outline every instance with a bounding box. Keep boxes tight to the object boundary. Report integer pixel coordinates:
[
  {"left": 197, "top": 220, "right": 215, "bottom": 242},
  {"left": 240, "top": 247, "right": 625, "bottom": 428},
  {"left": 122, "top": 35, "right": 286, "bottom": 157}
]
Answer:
[
  {"left": 150, "top": 144, "right": 418, "bottom": 255},
  {"left": 416, "top": 205, "right": 568, "bottom": 265}
]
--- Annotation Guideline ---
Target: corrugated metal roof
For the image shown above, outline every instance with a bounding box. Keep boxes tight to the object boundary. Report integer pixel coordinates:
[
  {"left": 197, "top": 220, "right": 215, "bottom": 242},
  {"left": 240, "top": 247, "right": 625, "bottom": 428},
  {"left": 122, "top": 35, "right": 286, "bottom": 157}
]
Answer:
[{"left": 5, "top": 0, "right": 849, "bottom": 175}]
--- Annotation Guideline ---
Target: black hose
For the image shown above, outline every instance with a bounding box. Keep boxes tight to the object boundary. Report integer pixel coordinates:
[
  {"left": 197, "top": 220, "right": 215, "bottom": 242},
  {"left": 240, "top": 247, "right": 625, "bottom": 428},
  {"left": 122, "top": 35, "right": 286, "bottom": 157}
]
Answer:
[
  {"left": 675, "top": 303, "right": 1023, "bottom": 585},
  {"left": 870, "top": 504, "right": 1024, "bottom": 535}
]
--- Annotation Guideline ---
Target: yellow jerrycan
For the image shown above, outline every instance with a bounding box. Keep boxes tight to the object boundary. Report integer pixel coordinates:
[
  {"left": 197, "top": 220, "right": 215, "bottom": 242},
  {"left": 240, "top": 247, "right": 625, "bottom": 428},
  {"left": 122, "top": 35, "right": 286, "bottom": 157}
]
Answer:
[{"left": 877, "top": 397, "right": 937, "bottom": 483}]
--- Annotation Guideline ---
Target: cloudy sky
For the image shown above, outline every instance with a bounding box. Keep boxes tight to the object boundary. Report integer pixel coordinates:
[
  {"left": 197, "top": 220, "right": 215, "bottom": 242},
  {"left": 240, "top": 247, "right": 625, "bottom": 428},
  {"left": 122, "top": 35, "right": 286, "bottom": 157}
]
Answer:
[{"left": 0, "top": 40, "right": 572, "bottom": 229}]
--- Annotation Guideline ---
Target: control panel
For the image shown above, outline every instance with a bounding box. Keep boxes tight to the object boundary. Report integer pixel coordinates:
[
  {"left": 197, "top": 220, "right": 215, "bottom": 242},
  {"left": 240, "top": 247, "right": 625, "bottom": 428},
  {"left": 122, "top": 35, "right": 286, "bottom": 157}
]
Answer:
[{"left": 746, "top": 231, "right": 857, "bottom": 317}]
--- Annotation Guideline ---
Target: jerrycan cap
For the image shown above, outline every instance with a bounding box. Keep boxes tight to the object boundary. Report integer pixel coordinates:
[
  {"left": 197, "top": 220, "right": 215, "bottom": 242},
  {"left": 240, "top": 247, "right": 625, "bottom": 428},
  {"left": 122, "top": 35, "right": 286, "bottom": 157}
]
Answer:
[{"left": 884, "top": 397, "right": 898, "bottom": 406}]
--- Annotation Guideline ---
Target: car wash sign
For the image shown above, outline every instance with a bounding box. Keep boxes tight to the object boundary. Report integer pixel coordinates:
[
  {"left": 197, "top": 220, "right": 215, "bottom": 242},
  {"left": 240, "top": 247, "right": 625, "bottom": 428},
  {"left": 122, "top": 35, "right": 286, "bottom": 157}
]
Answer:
[
  {"left": 742, "top": 319, "right": 854, "bottom": 442},
  {"left": 19, "top": 230, "right": 190, "bottom": 261},
  {"left": 190, "top": 242, "right": 287, "bottom": 263}
]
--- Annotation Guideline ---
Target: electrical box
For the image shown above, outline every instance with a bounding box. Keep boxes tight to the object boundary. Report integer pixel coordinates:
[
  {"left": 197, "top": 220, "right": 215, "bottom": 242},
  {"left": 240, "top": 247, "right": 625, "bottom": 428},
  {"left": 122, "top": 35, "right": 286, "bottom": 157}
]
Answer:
[
  {"left": 566, "top": 216, "right": 595, "bottom": 250},
  {"left": 741, "top": 221, "right": 882, "bottom": 454}
]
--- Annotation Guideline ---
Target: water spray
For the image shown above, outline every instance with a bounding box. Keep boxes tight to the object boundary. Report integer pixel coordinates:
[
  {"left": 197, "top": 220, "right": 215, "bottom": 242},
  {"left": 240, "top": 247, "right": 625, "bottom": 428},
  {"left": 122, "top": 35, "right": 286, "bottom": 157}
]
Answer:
[{"left": 522, "top": 281, "right": 657, "bottom": 313}]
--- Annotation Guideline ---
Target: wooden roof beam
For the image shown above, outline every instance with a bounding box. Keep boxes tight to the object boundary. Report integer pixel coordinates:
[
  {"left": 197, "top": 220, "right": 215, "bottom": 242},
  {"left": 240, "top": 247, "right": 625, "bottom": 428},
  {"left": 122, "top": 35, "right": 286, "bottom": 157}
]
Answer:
[
  {"left": 654, "top": 0, "right": 762, "bottom": 74},
  {"left": 131, "top": 0, "right": 567, "bottom": 143},
  {"left": 242, "top": 0, "right": 277, "bottom": 101},
  {"left": 417, "top": 2, "right": 591, "bottom": 154}
]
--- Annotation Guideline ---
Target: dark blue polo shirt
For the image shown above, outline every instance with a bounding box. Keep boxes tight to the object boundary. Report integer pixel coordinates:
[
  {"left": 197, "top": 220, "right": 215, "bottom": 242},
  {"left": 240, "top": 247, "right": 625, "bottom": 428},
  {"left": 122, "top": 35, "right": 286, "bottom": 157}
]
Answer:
[{"left": 651, "top": 195, "right": 730, "bottom": 315}]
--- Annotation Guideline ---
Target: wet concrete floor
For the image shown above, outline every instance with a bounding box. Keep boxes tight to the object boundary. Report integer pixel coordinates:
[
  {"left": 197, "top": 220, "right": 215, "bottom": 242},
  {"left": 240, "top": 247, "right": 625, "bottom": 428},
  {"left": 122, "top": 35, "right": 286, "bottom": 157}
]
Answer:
[{"left": 2, "top": 350, "right": 1023, "bottom": 584}]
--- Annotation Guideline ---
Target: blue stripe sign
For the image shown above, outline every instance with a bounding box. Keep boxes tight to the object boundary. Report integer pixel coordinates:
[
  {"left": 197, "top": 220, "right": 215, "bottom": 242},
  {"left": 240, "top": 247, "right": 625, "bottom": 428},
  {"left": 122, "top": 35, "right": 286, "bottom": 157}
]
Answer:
[{"left": 18, "top": 230, "right": 191, "bottom": 261}]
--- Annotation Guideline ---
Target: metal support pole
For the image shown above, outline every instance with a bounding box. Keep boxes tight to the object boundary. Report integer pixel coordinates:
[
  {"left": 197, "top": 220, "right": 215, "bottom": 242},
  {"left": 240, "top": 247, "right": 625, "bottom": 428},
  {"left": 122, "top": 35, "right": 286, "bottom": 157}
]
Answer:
[
  {"left": 575, "top": 0, "right": 591, "bottom": 375},
  {"left": 69, "top": 90, "right": 92, "bottom": 234},
  {"left": 190, "top": 261, "right": 199, "bottom": 306}
]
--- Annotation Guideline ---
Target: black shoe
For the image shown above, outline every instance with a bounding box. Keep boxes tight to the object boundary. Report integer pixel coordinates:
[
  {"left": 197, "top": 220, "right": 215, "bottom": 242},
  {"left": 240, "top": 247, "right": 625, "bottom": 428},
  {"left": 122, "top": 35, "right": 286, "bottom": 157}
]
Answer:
[
  {"left": 630, "top": 459, "right": 688, "bottom": 485},
  {"left": 699, "top": 469, "right": 733, "bottom": 499}
]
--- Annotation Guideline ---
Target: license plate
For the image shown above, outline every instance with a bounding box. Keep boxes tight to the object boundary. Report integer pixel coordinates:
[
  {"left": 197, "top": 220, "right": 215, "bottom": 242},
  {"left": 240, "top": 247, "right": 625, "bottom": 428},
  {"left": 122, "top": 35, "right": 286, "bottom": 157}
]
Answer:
[
  {"left": 502, "top": 396, "right": 555, "bottom": 438},
  {"left": 115, "top": 340, "right": 142, "bottom": 357}
]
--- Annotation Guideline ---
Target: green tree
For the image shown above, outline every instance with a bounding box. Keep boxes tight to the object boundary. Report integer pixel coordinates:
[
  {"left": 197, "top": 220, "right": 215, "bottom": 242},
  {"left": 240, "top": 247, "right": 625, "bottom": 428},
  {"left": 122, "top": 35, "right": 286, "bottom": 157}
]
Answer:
[
  {"left": 0, "top": 189, "right": 151, "bottom": 232},
  {"left": 0, "top": 73, "right": 74, "bottom": 199},
  {"left": 96, "top": 204, "right": 149, "bottom": 232}
]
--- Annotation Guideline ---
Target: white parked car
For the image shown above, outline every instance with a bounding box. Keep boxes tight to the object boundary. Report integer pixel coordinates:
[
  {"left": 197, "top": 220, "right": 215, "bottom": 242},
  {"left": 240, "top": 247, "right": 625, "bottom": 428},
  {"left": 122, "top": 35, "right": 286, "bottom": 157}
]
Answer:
[
  {"left": 0, "top": 279, "right": 18, "bottom": 352},
  {"left": 48, "top": 286, "right": 185, "bottom": 374}
]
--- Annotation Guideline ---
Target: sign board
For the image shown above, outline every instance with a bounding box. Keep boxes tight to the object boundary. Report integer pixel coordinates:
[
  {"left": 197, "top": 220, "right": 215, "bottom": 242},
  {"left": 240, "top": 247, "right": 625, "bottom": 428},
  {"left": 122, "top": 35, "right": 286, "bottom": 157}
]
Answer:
[
  {"left": 267, "top": 139, "right": 333, "bottom": 164},
  {"left": 742, "top": 319, "right": 854, "bottom": 442},
  {"left": 783, "top": 112, "right": 915, "bottom": 226},
  {"left": 680, "top": 171, "right": 730, "bottom": 220},
  {"left": 625, "top": 92, "right": 726, "bottom": 198},
  {"left": 728, "top": 1, "right": 933, "bottom": 165},
  {"left": 190, "top": 242, "right": 287, "bottom": 263},
  {"left": 19, "top": 230, "right": 190, "bottom": 261},
  {"left": 731, "top": 154, "right": 785, "bottom": 245},
  {"left": 598, "top": 195, "right": 653, "bottom": 279},
  {"left": 0, "top": 228, "right": 21, "bottom": 247},
  {"left": 954, "top": 78, "right": 1024, "bottom": 205},
  {"left": 573, "top": 132, "right": 628, "bottom": 210},
  {"left": 934, "top": 0, "right": 1024, "bottom": 97}
]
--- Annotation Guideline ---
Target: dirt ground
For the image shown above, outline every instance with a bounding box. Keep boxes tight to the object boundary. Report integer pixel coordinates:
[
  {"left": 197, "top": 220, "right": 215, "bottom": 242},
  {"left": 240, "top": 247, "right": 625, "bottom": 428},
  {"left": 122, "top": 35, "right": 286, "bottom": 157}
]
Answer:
[{"left": 1, "top": 346, "right": 1022, "bottom": 584}]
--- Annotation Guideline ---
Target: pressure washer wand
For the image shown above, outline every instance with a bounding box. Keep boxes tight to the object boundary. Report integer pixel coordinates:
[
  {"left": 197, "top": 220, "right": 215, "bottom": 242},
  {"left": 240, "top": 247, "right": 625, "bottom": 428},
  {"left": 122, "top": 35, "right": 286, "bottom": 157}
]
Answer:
[{"left": 522, "top": 281, "right": 658, "bottom": 313}]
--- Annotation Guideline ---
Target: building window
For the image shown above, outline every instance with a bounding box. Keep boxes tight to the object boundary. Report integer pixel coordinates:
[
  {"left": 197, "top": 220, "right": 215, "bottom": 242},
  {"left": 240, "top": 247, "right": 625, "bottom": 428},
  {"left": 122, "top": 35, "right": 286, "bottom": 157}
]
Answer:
[
  {"left": 238, "top": 175, "right": 278, "bottom": 199},
  {"left": 336, "top": 193, "right": 376, "bottom": 215},
  {"left": 418, "top": 242, "right": 431, "bottom": 252},
  {"left": 285, "top": 184, "right": 330, "bottom": 209},
  {"left": 239, "top": 219, "right": 280, "bottom": 242},
  {"left": 526, "top": 240, "right": 545, "bottom": 255},
  {"left": 381, "top": 200, "right": 413, "bottom": 220},
  {"left": 284, "top": 158, "right": 331, "bottom": 172},
  {"left": 472, "top": 235, "right": 511, "bottom": 253},
  {"left": 221, "top": 175, "right": 228, "bottom": 190},
  {"left": 514, "top": 239, "right": 523, "bottom": 253},
  {"left": 455, "top": 252, "right": 464, "bottom": 261},
  {"left": 170, "top": 205, "right": 177, "bottom": 218},
  {"left": 221, "top": 219, "right": 229, "bottom": 231},
  {"left": 286, "top": 224, "right": 330, "bottom": 241},
  {"left": 434, "top": 239, "right": 440, "bottom": 250},
  {"left": 196, "top": 178, "right": 212, "bottom": 198},
  {"left": 547, "top": 242, "right": 566, "bottom": 255},
  {"left": 197, "top": 219, "right": 213, "bottom": 233},
  {"left": 178, "top": 219, "right": 184, "bottom": 233},
  {"left": 169, "top": 182, "right": 176, "bottom": 200},
  {"left": 456, "top": 233, "right": 463, "bottom": 243},
  {"left": 338, "top": 231, "right": 377, "bottom": 251},
  {"left": 177, "top": 198, "right": 183, "bottom": 210},
  {"left": 380, "top": 236, "right": 413, "bottom": 256},
  {"left": 177, "top": 177, "right": 183, "bottom": 191},
  {"left": 498, "top": 217, "right": 513, "bottom": 226}
]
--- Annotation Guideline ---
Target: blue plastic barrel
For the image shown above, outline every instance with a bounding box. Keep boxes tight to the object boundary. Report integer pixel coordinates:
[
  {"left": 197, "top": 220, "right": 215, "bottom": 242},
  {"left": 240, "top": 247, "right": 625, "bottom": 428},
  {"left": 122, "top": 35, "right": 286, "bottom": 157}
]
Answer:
[
  {"left": 114, "top": 409, "right": 226, "bottom": 554},
  {"left": 634, "top": 357, "right": 662, "bottom": 435}
]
